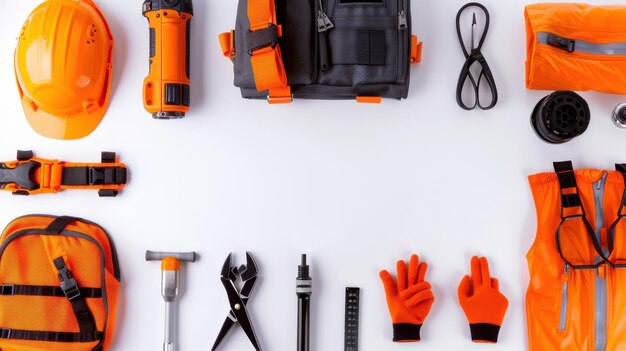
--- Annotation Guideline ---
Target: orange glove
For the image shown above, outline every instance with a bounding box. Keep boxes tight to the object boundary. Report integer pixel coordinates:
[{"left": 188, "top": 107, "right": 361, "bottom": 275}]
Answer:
[
  {"left": 458, "top": 256, "right": 509, "bottom": 343},
  {"left": 380, "top": 254, "right": 435, "bottom": 342}
]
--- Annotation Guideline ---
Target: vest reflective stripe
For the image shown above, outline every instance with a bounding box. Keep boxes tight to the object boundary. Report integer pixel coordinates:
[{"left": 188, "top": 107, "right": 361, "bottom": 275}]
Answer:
[{"left": 527, "top": 167, "right": 626, "bottom": 351}]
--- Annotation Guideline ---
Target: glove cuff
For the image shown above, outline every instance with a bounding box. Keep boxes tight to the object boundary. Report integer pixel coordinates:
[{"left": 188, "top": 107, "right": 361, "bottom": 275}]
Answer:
[
  {"left": 469, "top": 323, "right": 501, "bottom": 343},
  {"left": 393, "top": 323, "right": 422, "bottom": 342}
]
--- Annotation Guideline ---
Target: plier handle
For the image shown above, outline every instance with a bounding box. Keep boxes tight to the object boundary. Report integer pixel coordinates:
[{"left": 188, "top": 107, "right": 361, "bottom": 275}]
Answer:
[{"left": 212, "top": 253, "right": 262, "bottom": 351}]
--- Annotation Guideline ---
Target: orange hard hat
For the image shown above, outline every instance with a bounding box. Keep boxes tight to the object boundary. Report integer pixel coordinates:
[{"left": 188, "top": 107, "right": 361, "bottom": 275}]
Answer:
[{"left": 14, "top": 0, "right": 114, "bottom": 140}]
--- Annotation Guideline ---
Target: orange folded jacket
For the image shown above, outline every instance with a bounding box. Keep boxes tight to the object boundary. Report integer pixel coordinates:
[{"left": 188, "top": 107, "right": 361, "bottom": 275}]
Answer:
[{"left": 526, "top": 3, "right": 626, "bottom": 94}]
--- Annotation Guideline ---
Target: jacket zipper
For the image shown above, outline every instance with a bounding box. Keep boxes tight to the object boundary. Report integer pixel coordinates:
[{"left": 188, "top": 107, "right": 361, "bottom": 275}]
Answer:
[
  {"left": 559, "top": 264, "right": 570, "bottom": 331},
  {"left": 593, "top": 175, "right": 608, "bottom": 351},
  {"left": 538, "top": 32, "right": 626, "bottom": 55},
  {"left": 316, "top": 0, "right": 334, "bottom": 72},
  {"left": 0, "top": 229, "right": 111, "bottom": 348},
  {"left": 397, "top": 0, "right": 408, "bottom": 83}
]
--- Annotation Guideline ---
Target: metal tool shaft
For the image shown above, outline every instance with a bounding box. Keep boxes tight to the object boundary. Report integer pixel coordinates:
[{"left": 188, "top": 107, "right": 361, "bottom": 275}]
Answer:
[
  {"left": 164, "top": 301, "right": 175, "bottom": 351},
  {"left": 296, "top": 254, "right": 312, "bottom": 351},
  {"left": 147, "top": 250, "right": 197, "bottom": 351}
]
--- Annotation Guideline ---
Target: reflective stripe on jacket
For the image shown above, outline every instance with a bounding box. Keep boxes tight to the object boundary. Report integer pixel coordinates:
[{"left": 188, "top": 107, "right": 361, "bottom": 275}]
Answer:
[{"left": 527, "top": 165, "right": 626, "bottom": 351}]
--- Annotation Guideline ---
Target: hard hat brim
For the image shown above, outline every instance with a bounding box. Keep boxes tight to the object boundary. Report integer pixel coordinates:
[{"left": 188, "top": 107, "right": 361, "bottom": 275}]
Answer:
[{"left": 21, "top": 100, "right": 108, "bottom": 140}]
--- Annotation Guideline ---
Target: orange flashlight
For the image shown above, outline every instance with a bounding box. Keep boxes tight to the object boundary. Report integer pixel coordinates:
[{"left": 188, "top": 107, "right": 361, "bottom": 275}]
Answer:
[{"left": 142, "top": 0, "right": 193, "bottom": 119}]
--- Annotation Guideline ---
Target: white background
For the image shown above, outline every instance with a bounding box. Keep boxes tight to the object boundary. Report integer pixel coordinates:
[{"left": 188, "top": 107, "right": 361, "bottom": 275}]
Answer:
[{"left": 1, "top": 0, "right": 626, "bottom": 350}]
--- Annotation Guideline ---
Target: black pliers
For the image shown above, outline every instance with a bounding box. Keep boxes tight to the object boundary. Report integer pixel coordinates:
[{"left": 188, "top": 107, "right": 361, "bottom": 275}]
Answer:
[
  {"left": 211, "top": 252, "right": 262, "bottom": 351},
  {"left": 456, "top": 2, "right": 497, "bottom": 111}
]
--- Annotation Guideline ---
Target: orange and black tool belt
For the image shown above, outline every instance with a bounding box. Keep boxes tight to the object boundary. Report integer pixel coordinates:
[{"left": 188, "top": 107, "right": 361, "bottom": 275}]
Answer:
[
  {"left": 0, "top": 215, "right": 121, "bottom": 351},
  {"left": 0, "top": 151, "right": 127, "bottom": 196},
  {"left": 526, "top": 3, "right": 626, "bottom": 94},
  {"left": 219, "top": 0, "right": 422, "bottom": 103}
]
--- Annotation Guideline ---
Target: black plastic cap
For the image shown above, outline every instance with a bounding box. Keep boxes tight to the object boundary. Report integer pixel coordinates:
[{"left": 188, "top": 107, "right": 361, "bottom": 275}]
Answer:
[
  {"left": 143, "top": 0, "right": 193, "bottom": 16},
  {"left": 392, "top": 323, "right": 421, "bottom": 342}
]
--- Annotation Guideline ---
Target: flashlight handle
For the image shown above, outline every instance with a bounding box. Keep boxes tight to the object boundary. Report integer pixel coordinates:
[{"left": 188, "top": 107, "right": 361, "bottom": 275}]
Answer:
[{"left": 142, "top": 0, "right": 193, "bottom": 118}]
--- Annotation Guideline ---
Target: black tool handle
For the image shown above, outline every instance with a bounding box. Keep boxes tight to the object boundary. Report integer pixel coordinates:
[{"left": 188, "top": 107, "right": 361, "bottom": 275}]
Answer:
[{"left": 298, "top": 297, "right": 311, "bottom": 351}]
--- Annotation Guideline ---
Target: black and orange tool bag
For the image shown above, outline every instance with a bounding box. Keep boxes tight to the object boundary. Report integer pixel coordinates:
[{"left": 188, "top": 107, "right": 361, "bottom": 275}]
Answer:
[
  {"left": 526, "top": 3, "right": 626, "bottom": 94},
  {"left": 0, "top": 215, "right": 120, "bottom": 351},
  {"left": 0, "top": 151, "right": 127, "bottom": 197},
  {"left": 219, "top": 0, "right": 422, "bottom": 103}
]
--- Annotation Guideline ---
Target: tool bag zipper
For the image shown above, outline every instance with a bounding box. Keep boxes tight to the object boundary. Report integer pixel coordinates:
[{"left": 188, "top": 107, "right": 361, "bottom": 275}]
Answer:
[
  {"left": 0, "top": 219, "right": 118, "bottom": 348},
  {"left": 397, "top": 0, "right": 408, "bottom": 82},
  {"left": 539, "top": 32, "right": 626, "bottom": 55},
  {"left": 316, "top": 0, "right": 334, "bottom": 72},
  {"left": 559, "top": 264, "right": 570, "bottom": 331}
]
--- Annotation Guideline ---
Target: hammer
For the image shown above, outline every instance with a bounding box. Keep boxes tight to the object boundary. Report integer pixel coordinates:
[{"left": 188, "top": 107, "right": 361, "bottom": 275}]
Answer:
[{"left": 146, "top": 251, "right": 198, "bottom": 351}]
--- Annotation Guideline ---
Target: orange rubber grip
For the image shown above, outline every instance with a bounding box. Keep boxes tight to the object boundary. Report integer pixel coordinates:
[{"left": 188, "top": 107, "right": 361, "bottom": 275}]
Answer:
[{"left": 162, "top": 257, "right": 181, "bottom": 271}]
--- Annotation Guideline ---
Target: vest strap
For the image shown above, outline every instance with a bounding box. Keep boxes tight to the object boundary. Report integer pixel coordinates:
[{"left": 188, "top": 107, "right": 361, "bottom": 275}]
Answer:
[
  {"left": 553, "top": 161, "right": 585, "bottom": 218},
  {"left": 616, "top": 164, "right": 626, "bottom": 211},
  {"left": 553, "top": 161, "right": 607, "bottom": 269}
]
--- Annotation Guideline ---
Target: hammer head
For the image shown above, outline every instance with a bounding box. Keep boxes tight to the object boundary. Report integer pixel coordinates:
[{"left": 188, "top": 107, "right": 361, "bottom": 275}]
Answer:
[{"left": 145, "top": 250, "right": 198, "bottom": 263}]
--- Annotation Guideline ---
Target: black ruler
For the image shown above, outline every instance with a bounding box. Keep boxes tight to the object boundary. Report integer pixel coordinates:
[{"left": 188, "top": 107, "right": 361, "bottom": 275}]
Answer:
[{"left": 344, "top": 287, "right": 360, "bottom": 351}]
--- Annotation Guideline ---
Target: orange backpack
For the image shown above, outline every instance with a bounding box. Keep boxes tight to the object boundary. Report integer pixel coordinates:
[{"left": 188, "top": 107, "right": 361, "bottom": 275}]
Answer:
[{"left": 0, "top": 215, "right": 120, "bottom": 351}]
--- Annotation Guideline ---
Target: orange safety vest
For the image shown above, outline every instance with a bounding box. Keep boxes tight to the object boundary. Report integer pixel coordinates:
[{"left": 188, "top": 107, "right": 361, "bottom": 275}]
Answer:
[{"left": 527, "top": 162, "right": 626, "bottom": 351}]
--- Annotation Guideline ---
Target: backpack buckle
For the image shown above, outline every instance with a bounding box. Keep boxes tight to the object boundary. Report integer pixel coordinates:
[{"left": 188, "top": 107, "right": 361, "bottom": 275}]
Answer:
[
  {"left": 55, "top": 259, "right": 81, "bottom": 301},
  {"left": 0, "top": 284, "right": 14, "bottom": 296},
  {"left": 0, "top": 328, "right": 12, "bottom": 339}
]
